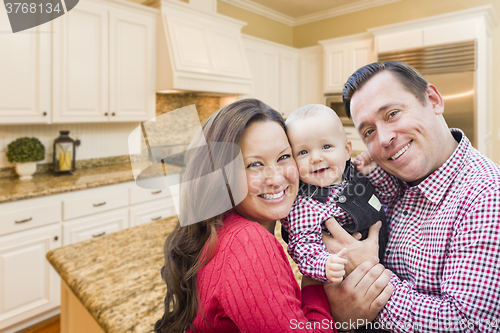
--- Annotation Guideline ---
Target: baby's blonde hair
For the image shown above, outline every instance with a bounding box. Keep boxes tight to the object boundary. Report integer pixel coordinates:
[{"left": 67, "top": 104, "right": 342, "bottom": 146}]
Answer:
[
  {"left": 285, "top": 104, "right": 336, "bottom": 125},
  {"left": 286, "top": 104, "right": 346, "bottom": 141}
]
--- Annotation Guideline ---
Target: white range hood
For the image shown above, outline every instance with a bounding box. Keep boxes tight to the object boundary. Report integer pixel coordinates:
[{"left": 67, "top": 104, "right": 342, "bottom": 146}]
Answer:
[{"left": 148, "top": 0, "right": 252, "bottom": 95}]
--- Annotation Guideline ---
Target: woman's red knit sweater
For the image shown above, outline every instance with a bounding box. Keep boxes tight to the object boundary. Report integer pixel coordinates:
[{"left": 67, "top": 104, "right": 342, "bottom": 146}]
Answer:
[{"left": 188, "top": 212, "right": 336, "bottom": 332}]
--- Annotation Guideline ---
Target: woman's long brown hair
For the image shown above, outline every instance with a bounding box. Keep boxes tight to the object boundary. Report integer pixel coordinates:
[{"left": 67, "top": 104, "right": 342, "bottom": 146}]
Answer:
[{"left": 154, "top": 99, "right": 285, "bottom": 333}]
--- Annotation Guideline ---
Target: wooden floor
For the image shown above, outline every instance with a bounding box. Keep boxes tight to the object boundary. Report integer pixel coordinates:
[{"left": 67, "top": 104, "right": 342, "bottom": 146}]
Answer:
[{"left": 15, "top": 315, "right": 60, "bottom": 333}]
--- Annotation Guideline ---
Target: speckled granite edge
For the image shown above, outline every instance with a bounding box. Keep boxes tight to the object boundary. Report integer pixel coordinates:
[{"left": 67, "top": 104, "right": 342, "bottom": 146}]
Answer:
[
  {"left": 45, "top": 217, "right": 301, "bottom": 333},
  {"left": 0, "top": 162, "right": 183, "bottom": 204},
  {"left": 0, "top": 156, "right": 132, "bottom": 179},
  {"left": 46, "top": 217, "right": 178, "bottom": 333}
]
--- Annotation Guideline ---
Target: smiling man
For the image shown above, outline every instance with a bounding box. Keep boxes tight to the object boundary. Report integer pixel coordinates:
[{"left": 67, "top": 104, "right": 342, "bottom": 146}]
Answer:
[{"left": 323, "top": 62, "right": 500, "bottom": 332}]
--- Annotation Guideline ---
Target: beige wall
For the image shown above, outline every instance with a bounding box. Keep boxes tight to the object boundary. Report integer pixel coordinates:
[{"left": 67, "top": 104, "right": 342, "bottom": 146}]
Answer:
[
  {"left": 292, "top": 0, "right": 500, "bottom": 164},
  {"left": 217, "top": 1, "right": 293, "bottom": 46}
]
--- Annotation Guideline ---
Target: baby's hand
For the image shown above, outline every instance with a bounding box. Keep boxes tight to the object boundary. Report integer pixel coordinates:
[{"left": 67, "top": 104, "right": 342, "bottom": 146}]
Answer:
[
  {"left": 353, "top": 151, "right": 377, "bottom": 175},
  {"left": 326, "top": 248, "right": 348, "bottom": 283}
]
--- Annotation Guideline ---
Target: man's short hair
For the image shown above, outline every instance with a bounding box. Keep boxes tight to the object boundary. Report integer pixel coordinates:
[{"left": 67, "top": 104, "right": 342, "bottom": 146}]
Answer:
[{"left": 342, "top": 61, "right": 429, "bottom": 118}]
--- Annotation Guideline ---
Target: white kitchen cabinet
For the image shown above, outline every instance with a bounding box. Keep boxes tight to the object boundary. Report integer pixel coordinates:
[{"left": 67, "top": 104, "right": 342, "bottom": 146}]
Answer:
[
  {"left": 0, "top": 224, "right": 61, "bottom": 331},
  {"left": 320, "top": 33, "right": 374, "bottom": 94},
  {"left": 373, "top": 18, "right": 479, "bottom": 54},
  {"left": 242, "top": 35, "right": 299, "bottom": 118},
  {"left": 0, "top": 200, "right": 61, "bottom": 237},
  {"left": 155, "top": 0, "right": 252, "bottom": 95},
  {"left": 52, "top": 1, "right": 109, "bottom": 123},
  {"left": 62, "top": 209, "right": 129, "bottom": 246},
  {"left": 0, "top": 10, "right": 50, "bottom": 124},
  {"left": 279, "top": 51, "right": 299, "bottom": 118},
  {"left": 0, "top": 175, "right": 180, "bottom": 331},
  {"left": 299, "top": 46, "right": 324, "bottom": 106},
  {"left": 52, "top": 0, "right": 156, "bottom": 123},
  {"left": 109, "top": 8, "right": 156, "bottom": 122},
  {"left": 62, "top": 185, "right": 129, "bottom": 221},
  {"left": 129, "top": 198, "right": 176, "bottom": 227}
]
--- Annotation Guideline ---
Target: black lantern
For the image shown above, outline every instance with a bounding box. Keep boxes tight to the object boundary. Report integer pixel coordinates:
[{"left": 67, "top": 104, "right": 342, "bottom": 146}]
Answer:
[{"left": 53, "top": 131, "right": 76, "bottom": 176}]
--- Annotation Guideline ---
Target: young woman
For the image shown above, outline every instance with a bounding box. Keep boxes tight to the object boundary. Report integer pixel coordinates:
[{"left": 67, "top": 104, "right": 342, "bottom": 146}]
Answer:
[{"left": 154, "top": 99, "right": 391, "bottom": 333}]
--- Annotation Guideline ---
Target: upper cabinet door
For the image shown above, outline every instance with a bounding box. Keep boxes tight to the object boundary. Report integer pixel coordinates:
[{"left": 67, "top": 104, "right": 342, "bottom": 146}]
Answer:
[
  {"left": 211, "top": 27, "right": 251, "bottom": 79},
  {"left": 109, "top": 9, "right": 155, "bottom": 122},
  {"left": 166, "top": 17, "right": 218, "bottom": 75},
  {"left": 350, "top": 39, "right": 374, "bottom": 74},
  {"left": 0, "top": 10, "right": 50, "bottom": 124},
  {"left": 323, "top": 45, "right": 348, "bottom": 93},
  {"left": 52, "top": 2, "right": 109, "bottom": 123}
]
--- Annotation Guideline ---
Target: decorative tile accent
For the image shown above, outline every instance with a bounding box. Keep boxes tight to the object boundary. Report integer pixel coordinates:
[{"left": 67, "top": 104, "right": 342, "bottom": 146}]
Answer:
[{"left": 156, "top": 93, "right": 220, "bottom": 124}]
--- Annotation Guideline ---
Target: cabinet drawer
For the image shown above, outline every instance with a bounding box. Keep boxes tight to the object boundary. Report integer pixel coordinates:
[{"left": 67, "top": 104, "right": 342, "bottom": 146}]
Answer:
[
  {"left": 129, "top": 198, "right": 176, "bottom": 228},
  {"left": 63, "top": 189, "right": 129, "bottom": 221},
  {"left": 130, "top": 173, "right": 181, "bottom": 205},
  {"left": 130, "top": 186, "right": 169, "bottom": 205},
  {"left": 62, "top": 209, "right": 129, "bottom": 246},
  {"left": 0, "top": 202, "right": 61, "bottom": 237}
]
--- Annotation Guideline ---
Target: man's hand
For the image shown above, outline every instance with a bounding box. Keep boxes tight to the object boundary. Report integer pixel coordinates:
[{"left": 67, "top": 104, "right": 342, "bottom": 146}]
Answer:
[
  {"left": 323, "top": 256, "right": 394, "bottom": 329},
  {"left": 322, "top": 218, "right": 380, "bottom": 275}
]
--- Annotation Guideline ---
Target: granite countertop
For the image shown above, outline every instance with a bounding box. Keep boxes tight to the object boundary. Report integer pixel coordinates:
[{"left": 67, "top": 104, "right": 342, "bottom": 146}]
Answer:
[
  {"left": 0, "top": 162, "right": 183, "bottom": 204},
  {"left": 46, "top": 217, "right": 302, "bottom": 333},
  {"left": 46, "top": 216, "right": 177, "bottom": 333}
]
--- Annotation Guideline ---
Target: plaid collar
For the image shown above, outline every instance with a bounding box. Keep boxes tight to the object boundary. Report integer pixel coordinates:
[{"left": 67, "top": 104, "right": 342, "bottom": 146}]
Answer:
[{"left": 415, "top": 129, "right": 470, "bottom": 204}]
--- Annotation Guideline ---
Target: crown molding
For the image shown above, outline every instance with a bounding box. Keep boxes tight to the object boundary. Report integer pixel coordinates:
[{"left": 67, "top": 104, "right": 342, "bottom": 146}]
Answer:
[
  {"left": 294, "top": 0, "right": 402, "bottom": 26},
  {"left": 219, "top": 0, "right": 402, "bottom": 27},
  {"left": 369, "top": 4, "right": 498, "bottom": 35},
  {"left": 219, "top": 0, "right": 294, "bottom": 26}
]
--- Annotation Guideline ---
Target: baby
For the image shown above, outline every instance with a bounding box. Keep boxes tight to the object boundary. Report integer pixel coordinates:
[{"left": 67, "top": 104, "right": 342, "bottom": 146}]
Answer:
[{"left": 281, "top": 104, "right": 388, "bottom": 283}]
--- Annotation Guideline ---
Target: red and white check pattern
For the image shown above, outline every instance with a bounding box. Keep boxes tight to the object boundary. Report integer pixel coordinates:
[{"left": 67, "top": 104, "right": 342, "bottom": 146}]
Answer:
[
  {"left": 281, "top": 182, "right": 355, "bottom": 282},
  {"left": 369, "top": 130, "right": 500, "bottom": 332}
]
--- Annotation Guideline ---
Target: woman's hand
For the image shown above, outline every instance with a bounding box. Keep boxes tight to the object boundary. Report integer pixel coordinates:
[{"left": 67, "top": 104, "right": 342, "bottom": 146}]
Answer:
[
  {"left": 323, "top": 256, "right": 394, "bottom": 329},
  {"left": 322, "top": 218, "right": 380, "bottom": 275}
]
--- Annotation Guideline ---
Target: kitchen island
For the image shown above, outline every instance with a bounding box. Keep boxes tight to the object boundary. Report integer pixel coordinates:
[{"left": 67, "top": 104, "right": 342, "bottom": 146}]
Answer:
[
  {"left": 46, "top": 215, "right": 302, "bottom": 333},
  {"left": 46, "top": 216, "right": 177, "bottom": 333}
]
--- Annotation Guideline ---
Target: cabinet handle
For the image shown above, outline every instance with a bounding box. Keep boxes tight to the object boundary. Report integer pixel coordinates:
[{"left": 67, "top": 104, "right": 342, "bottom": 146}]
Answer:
[
  {"left": 104, "top": 112, "right": 108, "bottom": 116},
  {"left": 93, "top": 201, "right": 106, "bottom": 207},
  {"left": 54, "top": 236, "right": 59, "bottom": 241},
  {"left": 15, "top": 217, "right": 32, "bottom": 224},
  {"left": 151, "top": 216, "right": 162, "bottom": 221},
  {"left": 151, "top": 190, "right": 162, "bottom": 194},
  {"left": 111, "top": 112, "right": 115, "bottom": 116},
  {"left": 92, "top": 231, "right": 106, "bottom": 238},
  {"left": 43, "top": 112, "right": 47, "bottom": 116}
]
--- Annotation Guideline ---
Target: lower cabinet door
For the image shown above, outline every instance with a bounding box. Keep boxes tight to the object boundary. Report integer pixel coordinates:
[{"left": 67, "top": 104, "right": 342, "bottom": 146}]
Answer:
[
  {"left": 62, "top": 209, "right": 129, "bottom": 246},
  {"left": 129, "top": 197, "right": 176, "bottom": 228},
  {"left": 0, "top": 224, "right": 61, "bottom": 331}
]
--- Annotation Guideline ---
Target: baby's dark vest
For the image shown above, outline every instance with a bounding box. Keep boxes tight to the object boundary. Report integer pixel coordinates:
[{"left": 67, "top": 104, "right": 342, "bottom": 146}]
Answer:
[{"left": 282, "top": 161, "right": 388, "bottom": 262}]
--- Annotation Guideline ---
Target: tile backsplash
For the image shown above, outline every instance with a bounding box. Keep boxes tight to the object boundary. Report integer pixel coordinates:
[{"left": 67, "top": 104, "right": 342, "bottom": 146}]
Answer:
[
  {"left": 0, "top": 122, "right": 139, "bottom": 169},
  {"left": 0, "top": 93, "right": 223, "bottom": 170},
  {"left": 156, "top": 93, "right": 221, "bottom": 123}
]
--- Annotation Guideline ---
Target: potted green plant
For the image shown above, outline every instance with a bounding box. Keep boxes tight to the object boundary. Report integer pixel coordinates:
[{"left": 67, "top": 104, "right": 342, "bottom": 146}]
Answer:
[{"left": 6, "top": 137, "right": 45, "bottom": 180}]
